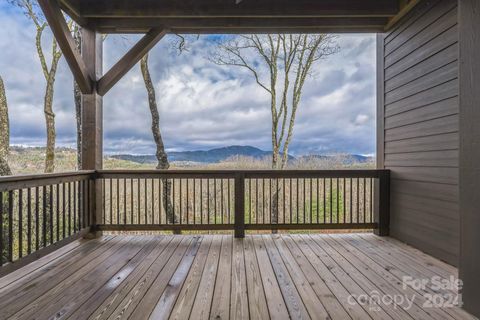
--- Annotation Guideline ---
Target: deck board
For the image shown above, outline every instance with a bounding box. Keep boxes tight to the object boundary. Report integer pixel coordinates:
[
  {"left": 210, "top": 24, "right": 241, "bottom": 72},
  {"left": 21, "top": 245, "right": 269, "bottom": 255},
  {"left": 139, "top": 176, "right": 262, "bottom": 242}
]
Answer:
[{"left": 0, "top": 234, "right": 473, "bottom": 320}]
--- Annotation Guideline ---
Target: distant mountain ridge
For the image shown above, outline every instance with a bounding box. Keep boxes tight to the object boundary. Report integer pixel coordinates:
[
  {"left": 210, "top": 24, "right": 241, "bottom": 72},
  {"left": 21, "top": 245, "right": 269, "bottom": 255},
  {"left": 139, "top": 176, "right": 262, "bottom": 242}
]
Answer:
[{"left": 110, "top": 145, "right": 372, "bottom": 164}]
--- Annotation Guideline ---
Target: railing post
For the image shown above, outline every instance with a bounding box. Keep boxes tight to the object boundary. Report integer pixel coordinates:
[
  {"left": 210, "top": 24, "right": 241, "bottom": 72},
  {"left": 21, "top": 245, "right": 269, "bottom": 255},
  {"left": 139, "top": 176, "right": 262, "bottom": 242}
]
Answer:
[
  {"left": 374, "top": 170, "right": 390, "bottom": 236},
  {"left": 234, "top": 173, "right": 245, "bottom": 238}
]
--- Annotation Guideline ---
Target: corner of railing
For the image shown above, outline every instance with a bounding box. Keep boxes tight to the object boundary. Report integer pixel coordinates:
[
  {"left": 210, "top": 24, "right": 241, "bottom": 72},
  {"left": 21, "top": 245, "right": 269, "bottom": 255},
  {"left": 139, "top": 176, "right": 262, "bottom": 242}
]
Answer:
[
  {"left": 374, "top": 169, "right": 390, "bottom": 236},
  {"left": 234, "top": 172, "right": 246, "bottom": 238}
]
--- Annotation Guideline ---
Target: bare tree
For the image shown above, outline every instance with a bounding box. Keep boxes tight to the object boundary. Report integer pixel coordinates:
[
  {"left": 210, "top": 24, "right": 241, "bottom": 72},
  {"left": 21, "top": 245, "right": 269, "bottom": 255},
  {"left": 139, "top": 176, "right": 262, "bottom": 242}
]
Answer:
[
  {"left": 211, "top": 34, "right": 338, "bottom": 226},
  {"left": 73, "top": 26, "right": 82, "bottom": 170},
  {"left": 10, "top": 0, "right": 73, "bottom": 173},
  {"left": 0, "top": 75, "right": 9, "bottom": 264},
  {"left": 0, "top": 76, "right": 11, "bottom": 176},
  {"left": 140, "top": 53, "right": 176, "bottom": 224},
  {"left": 211, "top": 34, "right": 338, "bottom": 169}
]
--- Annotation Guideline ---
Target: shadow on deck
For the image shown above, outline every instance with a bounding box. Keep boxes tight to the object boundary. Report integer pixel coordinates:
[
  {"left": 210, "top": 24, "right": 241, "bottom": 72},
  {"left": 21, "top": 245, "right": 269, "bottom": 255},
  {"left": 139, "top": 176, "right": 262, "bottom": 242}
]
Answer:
[{"left": 0, "top": 233, "right": 473, "bottom": 320}]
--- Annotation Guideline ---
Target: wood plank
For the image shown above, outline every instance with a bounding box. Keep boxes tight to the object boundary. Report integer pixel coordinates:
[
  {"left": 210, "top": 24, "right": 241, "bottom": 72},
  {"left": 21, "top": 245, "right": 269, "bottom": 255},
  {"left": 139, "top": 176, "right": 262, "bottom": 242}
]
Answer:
[
  {"left": 385, "top": 115, "right": 458, "bottom": 142},
  {"left": 361, "top": 234, "right": 457, "bottom": 279},
  {"left": 384, "top": 0, "right": 442, "bottom": 44},
  {"left": 385, "top": 6, "right": 457, "bottom": 68},
  {"left": 262, "top": 235, "right": 313, "bottom": 319},
  {"left": 385, "top": 97, "right": 458, "bottom": 130},
  {"left": 71, "top": 236, "right": 173, "bottom": 319},
  {"left": 309, "top": 234, "right": 412, "bottom": 320},
  {"left": 272, "top": 235, "right": 346, "bottom": 319},
  {"left": 350, "top": 234, "right": 472, "bottom": 320},
  {"left": 92, "top": 16, "right": 389, "bottom": 34},
  {"left": 75, "top": 0, "right": 400, "bottom": 18},
  {"left": 352, "top": 234, "right": 457, "bottom": 293},
  {"left": 210, "top": 235, "right": 233, "bottom": 319},
  {"left": 169, "top": 236, "right": 213, "bottom": 320},
  {"left": 391, "top": 178, "right": 458, "bottom": 203},
  {"left": 388, "top": 166, "right": 458, "bottom": 185},
  {"left": 0, "top": 236, "right": 123, "bottom": 318},
  {"left": 243, "top": 236, "right": 269, "bottom": 320},
  {"left": 328, "top": 234, "right": 456, "bottom": 320},
  {"left": 112, "top": 236, "right": 193, "bottom": 319},
  {"left": 252, "top": 236, "right": 289, "bottom": 320},
  {"left": 376, "top": 236, "right": 457, "bottom": 275},
  {"left": 385, "top": 132, "right": 458, "bottom": 154},
  {"left": 390, "top": 192, "right": 458, "bottom": 221},
  {"left": 390, "top": 207, "right": 459, "bottom": 239},
  {"left": 385, "top": 150, "right": 458, "bottom": 167},
  {"left": 0, "top": 237, "right": 93, "bottom": 290},
  {"left": 189, "top": 235, "right": 222, "bottom": 320},
  {"left": 292, "top": 234, "right": 389, "bottom": 320},
  {"left": 105, "top": 236, "right": 184, "bottom": 319},
  {"left": 389, "top": 219, "right": 459, "bottom": 266},
  {"left": 385, "top": 24, "right": 458, "bottom": 81},
  {"left": 230, "top": 238, "right": 249, "bottom": 320},
  {"left": 280, "top": 235, "right": 358, "bottom": 319},
  {"left": 15, "top": 237, "right": 150, "bottom": 319},
  {"left": 385, "top": 79, "right": 458, "bottom": 117},
  {"left": 385, "top": 0, "right": 456, "bottom": 54},
  {"left": 149, "top": 236, "right": 202, "bottom": 319},
  {"left": 385, "top": 61, "right": 457, "bottom": 105},
  {"left": 385, "top": 43, "right": 458, "bottom": 93}
]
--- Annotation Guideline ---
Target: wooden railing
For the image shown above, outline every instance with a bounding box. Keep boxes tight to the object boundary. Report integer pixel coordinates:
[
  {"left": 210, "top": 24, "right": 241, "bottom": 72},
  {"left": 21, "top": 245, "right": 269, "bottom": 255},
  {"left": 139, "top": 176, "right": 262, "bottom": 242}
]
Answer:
[
  {"left": 0, "top": 169, "right": 390, "bottom": 275},
  {"left": 96, "top": 170, "right": 390, "bottom": 238},
  {"left": 0, "top": 171, "right": 95, "bottom": 275}
]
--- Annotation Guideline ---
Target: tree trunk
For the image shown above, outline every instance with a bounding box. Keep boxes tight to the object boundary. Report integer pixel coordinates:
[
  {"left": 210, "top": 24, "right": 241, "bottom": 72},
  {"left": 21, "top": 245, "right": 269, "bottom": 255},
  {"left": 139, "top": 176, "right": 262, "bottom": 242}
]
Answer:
[
  {"left": 140, "top": 54, "right": 176, "bottom": 225},
  {"left": 0, "top": 76, "right": 11, "bottom": 176},
  {"left": 44, "top": 73, "right": 57, "bottom": 173},
  {"left": 74, "top": 27, "right": 82, "bottom": 170},
  {"left": 0, "top": 76, "right": 10, "bottom": 264}
]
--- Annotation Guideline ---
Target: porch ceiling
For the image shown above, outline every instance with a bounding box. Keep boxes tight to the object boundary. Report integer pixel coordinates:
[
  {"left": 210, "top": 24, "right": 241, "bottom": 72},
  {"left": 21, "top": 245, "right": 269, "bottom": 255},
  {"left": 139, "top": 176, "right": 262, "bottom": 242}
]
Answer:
[{"left": 58, "top": 0, "right": 416, "bottom": 33}]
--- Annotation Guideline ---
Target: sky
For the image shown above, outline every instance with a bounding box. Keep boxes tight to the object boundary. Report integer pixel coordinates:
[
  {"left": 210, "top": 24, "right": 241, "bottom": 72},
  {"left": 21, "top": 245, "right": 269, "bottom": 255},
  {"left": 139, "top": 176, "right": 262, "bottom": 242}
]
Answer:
[{"left": 0, "top": 3, "right": 377, "bottom": 157}]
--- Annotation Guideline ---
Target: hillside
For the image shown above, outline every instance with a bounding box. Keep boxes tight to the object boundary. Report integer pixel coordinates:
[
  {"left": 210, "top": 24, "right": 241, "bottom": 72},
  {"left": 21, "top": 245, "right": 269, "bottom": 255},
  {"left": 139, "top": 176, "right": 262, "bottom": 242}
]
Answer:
[{"left": 6, "top": 146, "right": 374, "bottom": 175}]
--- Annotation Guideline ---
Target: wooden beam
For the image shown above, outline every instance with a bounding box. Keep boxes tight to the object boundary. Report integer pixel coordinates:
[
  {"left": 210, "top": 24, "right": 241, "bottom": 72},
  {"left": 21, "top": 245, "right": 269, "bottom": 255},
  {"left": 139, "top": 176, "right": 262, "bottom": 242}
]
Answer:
[
  {"left": 97, "top": 28, "right": 167, "bottom": 96},
  {"left": 38, "top": 0, "right": 93, "bottom": 94},
  {"left": 384, "top": 0, "right": 420, "bottom": 31},
  {"left": 75, "top": 0, "right": 400, "bottom": 18},
  {"left": 90, "top": 17, "right": 388, "bottom": 34},
  {"left": 459, "top": 0, "right": 480, "bottom": 318},
  {"left": 81, "top": 29, "right": 103, "bottom": 233}
]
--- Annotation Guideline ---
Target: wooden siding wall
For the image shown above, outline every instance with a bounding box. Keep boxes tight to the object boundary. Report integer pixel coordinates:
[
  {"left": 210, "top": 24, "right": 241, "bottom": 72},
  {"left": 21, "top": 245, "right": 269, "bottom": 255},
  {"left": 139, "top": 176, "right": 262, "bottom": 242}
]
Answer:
[{"left": 378, "top": 0, "right": 459, "bottom": 265}]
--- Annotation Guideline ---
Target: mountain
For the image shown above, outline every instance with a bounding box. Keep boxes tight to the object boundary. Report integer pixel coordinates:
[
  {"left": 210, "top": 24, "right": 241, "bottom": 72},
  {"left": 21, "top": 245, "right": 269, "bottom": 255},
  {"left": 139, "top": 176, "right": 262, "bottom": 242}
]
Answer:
[
  {"left": 110, "top": 145, "right": 293, "bottom": 164},
  {"left": 110, "top": 145, "right": 373, "bottom": 165}
]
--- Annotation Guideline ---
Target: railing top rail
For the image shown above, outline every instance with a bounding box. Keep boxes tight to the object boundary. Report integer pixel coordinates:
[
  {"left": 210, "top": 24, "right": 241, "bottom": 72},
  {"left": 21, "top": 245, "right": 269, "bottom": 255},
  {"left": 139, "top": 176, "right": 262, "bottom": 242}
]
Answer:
[
  {"left": 0, "top": 170, "right": 95, "bottom": 192},
  {"left": 97, "top": 169, "right": 389, "bottom": 179},
  {"left": 0, "top": 170, "right": 95, "bottom": 183}
]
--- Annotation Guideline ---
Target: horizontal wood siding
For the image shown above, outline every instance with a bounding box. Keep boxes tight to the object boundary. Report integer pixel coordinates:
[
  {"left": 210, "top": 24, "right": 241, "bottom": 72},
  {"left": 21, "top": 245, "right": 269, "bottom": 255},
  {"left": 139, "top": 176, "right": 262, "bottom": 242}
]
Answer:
[{"left": 379, "top": 0, "right": 459, "bottom": 266}]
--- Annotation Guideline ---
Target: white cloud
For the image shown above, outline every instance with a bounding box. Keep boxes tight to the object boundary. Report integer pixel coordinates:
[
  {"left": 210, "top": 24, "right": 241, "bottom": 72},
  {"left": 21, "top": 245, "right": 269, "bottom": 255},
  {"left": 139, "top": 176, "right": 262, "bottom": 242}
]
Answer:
[{"left": 0, "top": 4, "right": 376, "bottom": 156}]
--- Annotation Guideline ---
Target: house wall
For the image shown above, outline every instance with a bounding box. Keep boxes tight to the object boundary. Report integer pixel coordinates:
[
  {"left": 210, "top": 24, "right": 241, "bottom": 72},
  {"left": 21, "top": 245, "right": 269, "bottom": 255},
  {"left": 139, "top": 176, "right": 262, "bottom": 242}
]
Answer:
[
  {"left": 458, "top": 0, "right": 480, "bottom": 316},
  {"left": 377, "top": 0, "right": 459, "bottom": 266}
]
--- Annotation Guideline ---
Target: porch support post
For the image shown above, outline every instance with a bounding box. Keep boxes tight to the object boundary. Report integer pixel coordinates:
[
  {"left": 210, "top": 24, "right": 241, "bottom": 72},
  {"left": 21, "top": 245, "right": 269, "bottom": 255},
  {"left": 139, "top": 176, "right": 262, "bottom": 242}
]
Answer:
[
  {"left": 374, "top": 170, "right": 390, "bottom": 236},
  {"left": 459, "top": 0, "right": 480, "bottom": 317},
  {"left": 80, "top": 29, "right": 103, "bottom": 237},
  {"left": 234, "top": 173, "right": 245, "bottom": 238}
]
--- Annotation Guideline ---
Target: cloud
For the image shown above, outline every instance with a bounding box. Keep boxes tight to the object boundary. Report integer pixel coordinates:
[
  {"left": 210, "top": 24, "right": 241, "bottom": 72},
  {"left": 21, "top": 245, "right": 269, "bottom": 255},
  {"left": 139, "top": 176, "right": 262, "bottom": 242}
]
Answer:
[{"left": 0, "top": 4, "right": 376, "bottom": 156}]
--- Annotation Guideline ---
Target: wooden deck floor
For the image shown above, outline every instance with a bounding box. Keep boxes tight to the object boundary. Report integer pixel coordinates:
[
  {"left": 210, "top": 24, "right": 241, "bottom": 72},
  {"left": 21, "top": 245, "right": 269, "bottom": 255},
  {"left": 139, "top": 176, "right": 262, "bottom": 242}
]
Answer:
[{"left": 0, "top": 234, "right": 474, "bottom": 320}]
